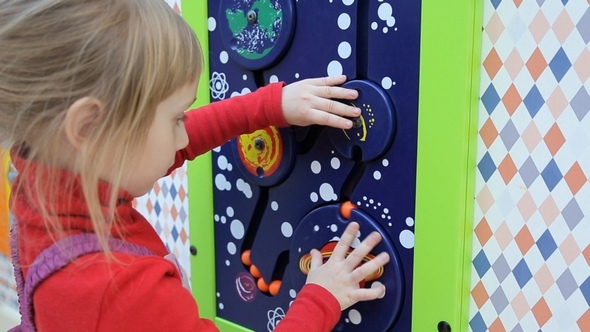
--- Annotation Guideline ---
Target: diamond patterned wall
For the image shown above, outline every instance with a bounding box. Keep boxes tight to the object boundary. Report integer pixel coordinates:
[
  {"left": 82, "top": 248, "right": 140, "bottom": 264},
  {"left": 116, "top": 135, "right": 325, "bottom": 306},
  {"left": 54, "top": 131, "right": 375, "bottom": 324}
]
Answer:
[{"left": 470, "top": 0, "right": 590, "bottom": 331}]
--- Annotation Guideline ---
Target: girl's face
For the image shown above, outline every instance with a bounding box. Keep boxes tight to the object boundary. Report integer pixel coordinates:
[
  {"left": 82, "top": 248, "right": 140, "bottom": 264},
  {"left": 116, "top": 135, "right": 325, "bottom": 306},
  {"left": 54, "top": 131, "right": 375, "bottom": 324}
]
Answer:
[{"left": 120, "top": 80, "right": 198, "bottom": 196}]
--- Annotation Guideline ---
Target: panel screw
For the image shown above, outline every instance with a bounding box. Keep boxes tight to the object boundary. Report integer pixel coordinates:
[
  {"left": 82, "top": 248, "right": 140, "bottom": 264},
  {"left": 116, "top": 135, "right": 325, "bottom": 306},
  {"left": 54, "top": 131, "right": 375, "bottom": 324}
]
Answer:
[
  {"left": 437, "top": 321, "right": 451, "bottom": 332},
  {"left": 254, "top": 137, "right": 265, "bottom": 151},
  {"left": 190, "top": 245, "right": 197, "bottom": 256},
  {"left": 247, "top": 10, "right": 257, "bottom": 24}
]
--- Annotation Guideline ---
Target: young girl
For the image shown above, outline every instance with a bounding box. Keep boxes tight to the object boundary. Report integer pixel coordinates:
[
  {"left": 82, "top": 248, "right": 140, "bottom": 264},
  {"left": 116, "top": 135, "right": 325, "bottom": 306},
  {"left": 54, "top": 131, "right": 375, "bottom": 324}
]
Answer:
[{"left": 0, "top": 0, "right": 390, "bottom": 331}]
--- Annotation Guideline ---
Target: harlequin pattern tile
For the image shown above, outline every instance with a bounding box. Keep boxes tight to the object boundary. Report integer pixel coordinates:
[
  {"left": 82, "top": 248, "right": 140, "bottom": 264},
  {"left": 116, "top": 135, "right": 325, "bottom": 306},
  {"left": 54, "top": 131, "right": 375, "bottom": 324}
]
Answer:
[{"left": 470, "top": 0, "right": 590, "bottom": 331}]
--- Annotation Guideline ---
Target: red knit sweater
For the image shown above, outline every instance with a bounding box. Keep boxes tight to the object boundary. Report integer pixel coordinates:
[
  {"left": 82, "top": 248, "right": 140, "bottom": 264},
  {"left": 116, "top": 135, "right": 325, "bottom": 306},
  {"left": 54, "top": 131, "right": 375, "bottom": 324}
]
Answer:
[{"left": 11, "top": 83, "right": 341, "bottom": 331}]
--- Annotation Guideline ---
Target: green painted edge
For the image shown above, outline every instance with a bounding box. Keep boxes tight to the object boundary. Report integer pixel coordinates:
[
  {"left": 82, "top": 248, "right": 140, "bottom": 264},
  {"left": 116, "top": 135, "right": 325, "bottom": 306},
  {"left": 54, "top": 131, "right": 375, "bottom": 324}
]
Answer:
[
  {"left": 181, "top": 0, "right": 217, "bottom": 322},
  {"left": 412, "top": 0, "right": 483, "bottom": 331}
]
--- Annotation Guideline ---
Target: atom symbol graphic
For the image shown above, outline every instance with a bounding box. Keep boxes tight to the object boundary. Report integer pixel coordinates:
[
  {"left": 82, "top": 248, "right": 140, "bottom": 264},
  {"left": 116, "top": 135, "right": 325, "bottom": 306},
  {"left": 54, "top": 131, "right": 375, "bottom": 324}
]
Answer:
[
  {"left": 266, "top": 307, "right": 286, "bottom": 331},
  {"left": 210, "top": 71, "right": 229, "bottom": 100}
]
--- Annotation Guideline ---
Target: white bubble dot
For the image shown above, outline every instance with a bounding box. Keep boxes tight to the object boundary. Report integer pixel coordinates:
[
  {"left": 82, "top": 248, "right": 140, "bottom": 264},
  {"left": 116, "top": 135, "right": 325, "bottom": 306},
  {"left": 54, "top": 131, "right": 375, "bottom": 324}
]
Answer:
[
  {"left": 227, "top": 163, "right": 233, "bottom": 171},
  {"left": 382, "top": 76, "right": 393, "bottom": 89},
  {"left": 371, "top": 281, "right": 386, "bottom": 299},
  {"left": 378, "top": 3, "right": 393, "bottom": 19},
  {"left": 338, "top": 13, "right": 351, "bottom": 30},
  {"left": 226, "top": 206, "right": 234, "bottom": 217},
  {"left": 217, "top": 155, "right": 228, "bottom": 170},
  {"left": 331, "top": 157, "right": 341, "bottom": 169},
  {"left": 383, "top": 208, "right": 389, "bottom": 214},
  {"left": 383, "top": 27, "right": 388, "bottom": 33},
  {"left": 243, "top": 74, "right": 248, "bottom": 80},
  {"left": 227, "top": 242, "right": 236, "bottom": 255},
  {"left": 220, "top": 51, "right": 229, "bottom": 64},
  {"left": 295, "top": 73, "right": 300, "bottom": 78},
  {"left": 230, "top": 219, "right": 245, "bottom": 239},
  {"left": 269, "top": 75, "right": 279, "bottom": 83},
  {"left": 208, "top": 17, "right": 217, "bottom": 31},
  {"left": 406, "top": 217, "right": 415, "bottom": 226},
  {"left": 289, "top": 289, "right": 297, "bottom": 298},
  {"left": 369, "top": 199, "right": 374, "bottom": 204},
  {"left": 382, "top": 159, "right": 389, "bottom": 167},
  {"left": 373, "top": 170, "right": 382, "bottom": 180},
  {"left": 220, "top": 216, "right": 227, "bottom": 224},
  {"left": 348, "top": 309, "right": 362, "bottom": 325},
  {"left": 310, "top": 192, "right": 318, "bottom": 202},
  {"left": 225, "top": 260, "right": 230, "bottom": 266},
  {"left": 217, "top": 292, "right": 221, "bottom": 297},
  {"left": 319, "top": 183, "right": 337, "bottom": 201},
  {"left": 387, "top": 16, "right": 396, "bottom": 27},
  {"left": 314, "top": 225, "right": 320, "bottom": 232},
  {"left": 363, "top": 196, "right": 368, "bottom": 201},
  {"left": 327, "top": 61, "right": 343, "bottom": 77},
  {"left": 330, "top": 224, "right": 338, "bottom": 232},
  {"left": 338, "top": 41, "right": 352, "bottom": 59},
  {"left": 382, "top": 214, "right": 386, "bottom": 219},
  {"left": 399, "top": 229, "right": 415, "bottom": 249},
  {"left": 281, "top": 222, "right": 293, "bottom": 238},
  {"left": 271, "top": 201, "right": 279, "bottom": 211},
  {"left": 219, "top": 303, "right": 224, "bottom": 310},
  {"left": 311, "top": 160, "right": 321, "bottom": 174},
  {"left": 214, "top": 214, "right": 220, "bottom": 222},
  {"left": 371, "top": 22, "right": 378, "bottom": 30}
]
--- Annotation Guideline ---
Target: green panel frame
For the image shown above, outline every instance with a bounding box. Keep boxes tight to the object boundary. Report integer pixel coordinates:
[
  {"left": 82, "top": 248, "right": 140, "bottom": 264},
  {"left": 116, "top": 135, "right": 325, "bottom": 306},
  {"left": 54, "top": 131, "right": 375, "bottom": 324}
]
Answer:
[
  {"left": 413, "top": 0, "right": 483, "bottom": 331},
  {"left": 183, "top": 0, "right": 483, "bottom": 331}
]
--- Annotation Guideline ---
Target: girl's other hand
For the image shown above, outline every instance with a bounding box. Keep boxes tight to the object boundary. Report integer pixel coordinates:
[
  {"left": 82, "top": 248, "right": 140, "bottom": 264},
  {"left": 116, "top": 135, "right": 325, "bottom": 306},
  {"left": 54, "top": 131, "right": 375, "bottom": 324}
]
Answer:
[
  {"left": 304, "top": 222, "right": 390, "bottom": 311},
  {"left": 281, "top": 75, "right": 361, "bottom": 130}
]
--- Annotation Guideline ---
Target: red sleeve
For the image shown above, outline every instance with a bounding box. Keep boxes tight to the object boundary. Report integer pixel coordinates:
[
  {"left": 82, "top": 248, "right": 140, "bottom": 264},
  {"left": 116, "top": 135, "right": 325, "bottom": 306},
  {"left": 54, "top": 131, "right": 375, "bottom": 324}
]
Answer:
[
  {"left": 34, "top": 254, "right": 218, "bottom": 332},
  {"left": 170, "top": 82, "right": 288, "bottom": 170},
  {"left": 274, "top": 284, "right": 341, "bottom": 332}
]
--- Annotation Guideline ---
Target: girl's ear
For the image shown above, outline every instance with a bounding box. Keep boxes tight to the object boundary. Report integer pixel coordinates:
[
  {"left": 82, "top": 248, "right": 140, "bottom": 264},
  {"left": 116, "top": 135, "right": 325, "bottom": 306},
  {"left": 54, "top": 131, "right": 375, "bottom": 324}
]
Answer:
[{"left": 64, "top": 97, "right": 105, "bottom": 150}]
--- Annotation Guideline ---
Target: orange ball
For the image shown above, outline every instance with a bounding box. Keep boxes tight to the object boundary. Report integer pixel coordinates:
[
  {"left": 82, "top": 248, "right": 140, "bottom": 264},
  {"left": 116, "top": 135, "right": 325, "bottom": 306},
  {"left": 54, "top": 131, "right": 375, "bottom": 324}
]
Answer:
[
  {"left": 241, "top": 250, "right": 252, "bottom": 266},
  {"left": 340, "top": 201, "right": 358, "bottom": 219},
  {"left": 269, "top": 280, "right": 282, "bottom": 296},
  {"left": 250, "top": 264, "right": 261, "bottom": 278},
  {"left": 257, "top": 278, "right": 269, "bottom": 293}
]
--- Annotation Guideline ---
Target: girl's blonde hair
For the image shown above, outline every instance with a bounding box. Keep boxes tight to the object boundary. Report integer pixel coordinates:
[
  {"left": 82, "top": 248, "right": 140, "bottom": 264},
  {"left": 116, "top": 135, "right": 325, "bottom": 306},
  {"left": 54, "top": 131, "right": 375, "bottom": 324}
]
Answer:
[{"left": 0, "top": 0, "right": 202, "bottom": 252}]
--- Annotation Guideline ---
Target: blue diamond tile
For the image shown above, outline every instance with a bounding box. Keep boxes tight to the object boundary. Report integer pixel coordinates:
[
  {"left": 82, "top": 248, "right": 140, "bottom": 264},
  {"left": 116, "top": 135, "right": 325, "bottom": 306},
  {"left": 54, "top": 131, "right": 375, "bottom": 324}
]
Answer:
[
  {"left": 161, "top": 182, "right": 169, "bottom": 197},
  {"left": 179, "top": 206, "right": 187, "bottom": 221},
  {"left": 561, "top": 0, "right": 568, "bottom": 4},
  {"left": 482, "top": 84, "right": 501, "bottom": 114},
  {"left": 500, "top": 120, "right": 519, "bottom": 150},
  {"left": 154, "top": 221, "right": 162, "bottom": 233},
  {"left": 492, "top": 255, "right": 511, "bottom": 283},
  {"left": 563, "top": 198, "right": 583, "bottom": 230},
  {"left": 536, "top": 0, "right": 545, "bottom": 6},
  {"left": 537, "top": 229, "right": 558, "bottom": 260},
  {"left": 571, "top": 86, "right": 590, "bottom": 121},
  {"left": 524, "top": 85, "right": 545, "bottom": 118},
  {"left": 577, "top": 8, "right": 590, "bottom": 44},
  {"left": 490, "top": 287, "right": 509, "bottom": 313},
  {"left": 474, "top": 250, "right": 492, "bottom": 278},
  {"left": 154, "top": 201, "right": 161, "bottom": 215},
  {"left": 469, "top": 312, "right": 487, "bottom": 332},
  {"left": 541, "top": 159, "right": 563, "bottom": 191},
  {"left": 513, "top": 258, "right": 533, "bottom": 288},
  {"left": 549, "top": 48, "right": 572, "bottom": 82},
  {"left": 171, "top": 225, "right": 179, "bottom": 241},
  {"left": 520, "top": 157, "right": 540, "bottom": 187},
  {"left": 581, "top": 276, "right": 590, "bottom": 306},
  {"left": 556, "top": 269, "right": 577, "bottom": 300},
  {"left": 478, "top": 152, "right": 497, "bottom": 182},
  {"left": 169, "top": 184, "right": 177, "bottom": 199},
  {"left": 491, "top": 0, "right": 502, "bottom": 9}
]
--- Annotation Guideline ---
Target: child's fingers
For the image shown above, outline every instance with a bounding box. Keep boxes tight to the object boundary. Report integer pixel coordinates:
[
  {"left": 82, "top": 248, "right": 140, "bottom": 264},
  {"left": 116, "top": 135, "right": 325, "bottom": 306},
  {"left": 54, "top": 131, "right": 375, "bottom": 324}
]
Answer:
[
  {"left": 344, "top": 231, "right": 383, "bottom": 269},
  {"left": 331, "top": 222, "right": 360, "bottom": 261},
  {"left": 305, "top": 109, "right": 354, "bottom": 130},
  {"left": 350, "top": 251, "right": 390, "bottom": 284},
  {"left": 306, "top": 75, "right": 348, "bottom": 88},
  {"left": 309, "top": 249, "right": 323, "bottom": 270},
  {"left": 349, "top": 282, "right": 387, "bottom": 303}
]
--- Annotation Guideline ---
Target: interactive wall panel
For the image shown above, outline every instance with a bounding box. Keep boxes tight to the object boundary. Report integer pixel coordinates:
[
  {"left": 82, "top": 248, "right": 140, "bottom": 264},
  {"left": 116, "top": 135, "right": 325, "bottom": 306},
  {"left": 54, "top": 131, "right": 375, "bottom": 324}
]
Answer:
[{"left": 207, "top": 0, "right": 421, "bottom": 331}]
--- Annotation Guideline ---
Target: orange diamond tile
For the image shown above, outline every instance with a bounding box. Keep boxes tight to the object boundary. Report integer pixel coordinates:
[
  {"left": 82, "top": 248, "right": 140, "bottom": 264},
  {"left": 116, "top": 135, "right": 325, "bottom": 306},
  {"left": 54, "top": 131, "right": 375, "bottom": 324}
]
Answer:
[
  {"left": 498, "top": 154, "right": 517, "bottom": 184},
  {"left": 475, "top": 217, "right": 493, "bottom": 246},
  {"left": 171, "top": 205, "right": 178, "bottom": 219},
  {"left": 564, "top": 162, "right": 588, "bottom": 195},
  {"left": 180, "top": 227, "right": 188, "bottom": 243},
  {"left": 584, "top": 245, "right": 590, "bottom": 266},
  {"left": 178, "top": 186, "right": 187, "bottom": 201},
  {"left": 526, "top": 48, "right": 548, "bottom": 81},
  {"left": 484, "top": 48, "right": 503, "bottom": 79},
  {"left": 502, "top": 84, "right": 522, "bottom": 116},
  {"left": 543, "top": 123, "right": 565, "bottom": 156},
  {"left": 578, "top": 310, "right": 590, "bottom": 332},
  {"left": 471, "top": 281, "right": 490, "bottom": 309},
  {"left": 480, "top": 117, "right": 499, "bottom": 148},
  {"left": 539, "top": 195, "right": 559, "bottom": 226},
  {"left": 489, "top": 317, "right": 506, "bottom": 332},
  {"left": 515, "top": 225, "right": 535, "bottom": 255},
  {"left": 532, "top": 297, "right": 552, "bottom": 327},
  {"left": 547, "top": 86, "right": 568, "bottom": 120},
  {"left": 513, "top": 0, "right": 523, "bottom": 7}
]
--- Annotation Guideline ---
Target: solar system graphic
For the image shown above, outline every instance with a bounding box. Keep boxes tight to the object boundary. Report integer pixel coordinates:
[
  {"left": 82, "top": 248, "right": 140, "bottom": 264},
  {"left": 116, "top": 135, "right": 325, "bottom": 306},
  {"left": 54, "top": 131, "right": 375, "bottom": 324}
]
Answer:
[{"left": 207, "top": 0, "right": 421, "bottom": 330}]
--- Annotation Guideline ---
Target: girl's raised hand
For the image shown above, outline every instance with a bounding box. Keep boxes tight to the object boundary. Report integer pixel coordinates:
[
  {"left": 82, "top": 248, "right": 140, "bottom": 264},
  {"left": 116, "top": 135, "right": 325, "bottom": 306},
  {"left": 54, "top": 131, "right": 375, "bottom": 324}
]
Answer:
[
  {"left": 304, "top": 222, "right": 390, "bottom": 311},
  {"left": 281, "top": 75, "right": 361, "bottom": 130}
]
